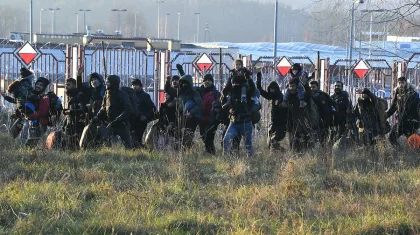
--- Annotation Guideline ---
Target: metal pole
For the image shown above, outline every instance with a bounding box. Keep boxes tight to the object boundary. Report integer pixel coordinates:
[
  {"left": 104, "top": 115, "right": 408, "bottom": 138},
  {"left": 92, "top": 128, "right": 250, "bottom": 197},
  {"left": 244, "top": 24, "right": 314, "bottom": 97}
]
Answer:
[
  {"left": 156, "top": 1, "right": 164, "bottom": 38},
  {"left": 75, "top": 13, "right": 79, "bottom": 33},
  {"left": 369, "top": 13, "right": 373, "bottom": 59},
  {"left": 348, "top": 2, "right": 355, "bottom": 88},
  {"left": 30, "top": 0, "right": 33, "bottom": 42},
  {"left": 83, "top": 11, "right": 86, "bottom": 34},
  {"left": 39, "top": 9, "right": 43, "bottom": 34},
  {"left": 165, "top": 13, "right": 169, "bottom": 38},
  {"left": 135, "top": 13, "right": 137, "bottom": 37},
  {"left": 273, "top": 0, "right": 278, "bottom": 65},
  {"left": 177, "top": 12, "right": 180, "bottom": 40},
  {"left": 117, "top": 11, "right": 120, "bottom": 32},
  {"left": 51, "top": 11, "right": 54, "bottom": 34},
  {"left": 196, "top": 13, "right": 200, "bottom": 42}
]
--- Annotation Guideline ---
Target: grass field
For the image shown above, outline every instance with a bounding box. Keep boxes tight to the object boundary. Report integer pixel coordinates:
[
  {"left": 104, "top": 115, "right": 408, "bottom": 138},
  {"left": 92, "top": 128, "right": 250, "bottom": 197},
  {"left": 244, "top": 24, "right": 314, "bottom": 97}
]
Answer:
[{"left": 1, "top": 132, "right": 420, "bottom": 234}]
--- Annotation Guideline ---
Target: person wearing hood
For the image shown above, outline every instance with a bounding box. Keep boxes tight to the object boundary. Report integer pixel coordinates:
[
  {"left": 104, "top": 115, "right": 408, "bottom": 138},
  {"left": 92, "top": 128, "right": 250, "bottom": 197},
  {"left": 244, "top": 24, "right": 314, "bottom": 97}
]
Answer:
[
  {"left": 386, "top": 76, "right": 420, "bottom": 147},
  {"left": 256, "top": 72, "right": 287, "bottom": 150},
  {"left": 197, "top": 74, "right": 220, "bottom": 154},
  {"left": 130, "top": 79, "right": 156, "bottom": 148},
  {"left": 353, "top": 88, "right": 383, "bottom": 146},
  {"left": 331, "top": 81, "right": 354, "bottom": 141},
  {"left": 164, "top": 75, "right": 181, "bottom": 98},
  {"left": 62, "top": 78, "right": 89, "bottom": 149},
  {"left": 76, "top": 65, "right": 105, "bottom": 118},
  {"left": 282, "top": 63, "right": 309, "bottom": 108},
  {"left": 310, "top": 80, "right": 336, "bottom": 145},
  {"left": 223, "top": 75, "right": 254, "bottom": 157},
  {"left": 177, "top": 74, "right": 203, "bottom": 149},
  {"left": 94, "top": 75, "right": 134, "bottom": 149}
]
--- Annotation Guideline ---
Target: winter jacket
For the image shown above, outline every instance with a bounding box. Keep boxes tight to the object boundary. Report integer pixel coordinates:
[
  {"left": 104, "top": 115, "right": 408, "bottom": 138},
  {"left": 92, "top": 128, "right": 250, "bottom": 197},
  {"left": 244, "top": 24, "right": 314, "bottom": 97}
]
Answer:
[
  {"left": 63, "top": 88, "right": 89, "bottom": 135},
  {"left": 225, "top": 85, "right": 253, "bottom": 124},
  {"left": 77, "top": 73, "right": 105, "bottom": 117},
  {"left": 331, "top": 91, "right": 352, "bottom": 126},
  {"left": 354, "top": 95, "right": 381, "bottom": 136},
  {"left": 312, "top": 90, "right": 335, "bottom": 129},
  {"left": 164, "top": 79, "right": 180, "bottom": 98},
  {"left": 135, "top": 89, "right": 156, "bottom": 121},
  {"left": 26, "top": 94, "right": 50, "bottom": 126},
  {"left": 257, "top": 80, "right": 287, "bottom": 126},
  {"left": 197, "top": 85, "right": 220, "bottom": 124},
  {"left": 178, "top": 75, "right": 203, "bottom": 119},
  {"left": 387, "top": 85, "right": 420, "bottom": 122},
  {"left": 98, "top": 88, "right": 133, "bottom": 124}
]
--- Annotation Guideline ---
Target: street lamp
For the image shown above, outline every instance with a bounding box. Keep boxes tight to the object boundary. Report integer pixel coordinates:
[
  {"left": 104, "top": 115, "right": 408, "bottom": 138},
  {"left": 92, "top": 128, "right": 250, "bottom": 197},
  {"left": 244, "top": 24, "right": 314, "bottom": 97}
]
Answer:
[
  {"left": 74, "top": 12, "right": 79, "bottom": 34},
  {"left": 134, "top": 12, "right": 139, "bottom": 37},
  {"left": 194, "top": 12, "right": 200, "bottom": 43},
  {"left": 40, "top": 8, "right": 45, "bottom": 34},
  {"left": 111, "top": 9, "right": 127, "bottom": 35},
  {"left": 48, "top": 8, "right": 61, "bottom": 34},
  {"left": 165, "top": 13, "right": 170, "bottom": 38},
  {"left": 78, "top": 9, "right": 91, "bottom": 34},
  {"left": 156, "top": 1, "right": 164, "bottom": 38},
  {"left": 360, "top": 9, "right": 386, "bottom": 59},
  {"left": 348, "top": 0, "right": 364, "bottom": 91},
  {"left": 177, "top": 12, "right": 181, "bottom": 40}
]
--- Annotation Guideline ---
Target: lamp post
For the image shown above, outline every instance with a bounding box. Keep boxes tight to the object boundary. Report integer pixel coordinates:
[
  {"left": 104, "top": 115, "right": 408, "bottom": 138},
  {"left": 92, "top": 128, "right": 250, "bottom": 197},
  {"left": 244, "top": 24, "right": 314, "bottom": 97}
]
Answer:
[
  {"left": 111, "top": 9, "right": 127, "bottom": 35},
  {"left": 78, "top": 9, "right": 91, "bottom": 34},
  {"left": 30, "top": 0, "right": 33, "bottom": 42},
  {"left": 177, "top": 12, "right": 181, "bottom": 40},
  {"left": 194, "top": 12, "right": 200, "bottom": 43},
  {"left": 348, "top": 0, "right": 364, "bottom": 90},
  {"left": 360, "top": 9, "right": 386, "bottom": 59},
  {"left": 165, "top": 13, "right": 170, "bottom": 38},
  {"left": 39, "top": 8, "right": 45, "bottom": 34},
  {"left": 273, "top": 0, "right": 278, "bottom": 63},
  {"left": 156, "top": 0, "right": 164, "bottom": 38},
  {"left": 74, "top": 12, "right": 79, "bottom": 33},
  {"left": 134, "top": 12, "right": 139, "bottom": 37},
  {"left": 49, "top": 8, "right": 60, "bottom": 34}
]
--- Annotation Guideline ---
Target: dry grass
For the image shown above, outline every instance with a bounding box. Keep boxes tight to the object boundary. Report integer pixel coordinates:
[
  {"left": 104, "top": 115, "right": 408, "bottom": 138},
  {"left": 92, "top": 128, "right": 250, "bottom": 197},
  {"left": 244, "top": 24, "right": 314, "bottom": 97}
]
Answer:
[{"left": 0, "top": 131, "right": 420, "bottom": 234}]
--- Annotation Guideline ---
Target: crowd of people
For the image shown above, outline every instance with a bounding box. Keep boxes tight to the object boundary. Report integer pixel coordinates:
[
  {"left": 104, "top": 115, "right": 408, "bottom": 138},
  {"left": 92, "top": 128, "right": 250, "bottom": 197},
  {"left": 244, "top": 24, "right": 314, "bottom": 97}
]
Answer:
[{"left": 1, "top": 60, "right": 420, "bottom": 155}]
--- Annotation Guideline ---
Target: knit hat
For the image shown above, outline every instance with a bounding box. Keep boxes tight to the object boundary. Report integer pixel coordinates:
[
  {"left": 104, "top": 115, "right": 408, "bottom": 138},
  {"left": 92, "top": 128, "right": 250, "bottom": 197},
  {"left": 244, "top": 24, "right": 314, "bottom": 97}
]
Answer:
[
  {"left": 36, "top": 77, "right": 50, "bottom": 88},
  {"left": 203, "top": 74, "right": 214, "bottom": 83},
  {"left": 20, "top": 67, "right": 34, "bottom": 80},
  {"left": 397, "top": 76, "right": 407, "bottom": 82},
  {"left": 131, "top": 78, "right": 142, "bottom": 87}
]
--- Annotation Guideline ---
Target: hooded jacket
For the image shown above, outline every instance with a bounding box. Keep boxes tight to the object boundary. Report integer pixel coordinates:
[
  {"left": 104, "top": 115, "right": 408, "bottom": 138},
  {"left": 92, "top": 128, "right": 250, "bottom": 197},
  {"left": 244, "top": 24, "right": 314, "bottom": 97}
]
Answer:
[
  {"left": 312, "top": 90, "right": 335, "bottom": 128},
  {"left": 387, "top": 85, "right": 420, "bottom": 122},
  {"left": 179, "top": 75, "right": 203, "bottom": 119},
  {"left": 77, "top": 72, "right": 105, "bottom": 116},
  {"left": 97, "top": 75, "right": 133, "bottom": 124},
  {"left": 135, "top": 89, "right": 156, "bottom": 120},
  {"left": 257, "top": 80, "right": 287, "bottom": 126}
]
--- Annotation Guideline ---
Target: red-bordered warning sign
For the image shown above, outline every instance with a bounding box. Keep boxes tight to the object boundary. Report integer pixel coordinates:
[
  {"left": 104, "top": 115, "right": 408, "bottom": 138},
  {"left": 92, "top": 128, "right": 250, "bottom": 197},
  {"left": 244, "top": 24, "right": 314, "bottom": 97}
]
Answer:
[
  {"left": 276, "top": 56, "right": 292, "bottom": 77},
  {"left": 13, "top": 42, "right": 41, "bottom": 66},
  {"left": 353, "top": 59, "right": 370, "bottom": 79},
  {"left": 193, "top": 53, "right": 215, "bottom": 74}
]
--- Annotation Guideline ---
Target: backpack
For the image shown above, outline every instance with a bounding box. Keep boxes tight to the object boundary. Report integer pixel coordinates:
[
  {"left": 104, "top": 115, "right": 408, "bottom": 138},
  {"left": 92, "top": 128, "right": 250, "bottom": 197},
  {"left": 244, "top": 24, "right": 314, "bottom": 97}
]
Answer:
[
  {"left": 46, "top": 91, "right": 63, "bottom": 126},
  {"left": 119, "top": 86, "right": 139, "bottom": 117},
  {"left": 251, "top": 89, "right": 262, "bottom": 124}
]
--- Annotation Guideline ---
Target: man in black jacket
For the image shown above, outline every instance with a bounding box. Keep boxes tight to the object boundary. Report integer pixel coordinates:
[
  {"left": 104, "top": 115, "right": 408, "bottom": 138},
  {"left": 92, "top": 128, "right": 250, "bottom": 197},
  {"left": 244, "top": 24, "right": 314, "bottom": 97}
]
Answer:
[
  {"left": 94, "top": 75, "right": 134, "bottom": 149},
  {"left": 222, "top": 75, "right": 254, "bottom": 157},
  {"left": 310, "top": 80, "right": 335, "bottom": 145},
  {"left": 331, "top": 81, "right": 353, "bottom": 141},
  {"left": 386, "top": 76, "right": 420, "bottom": 146},
  {"left": 131, "top": 79, "right": 156, "bottom": 148},
  {"left": 63, "top": 78, "right": 89, "bottom": 149},
  {"left": 256, "top": 72, "right": 287, "bottom": 150}
]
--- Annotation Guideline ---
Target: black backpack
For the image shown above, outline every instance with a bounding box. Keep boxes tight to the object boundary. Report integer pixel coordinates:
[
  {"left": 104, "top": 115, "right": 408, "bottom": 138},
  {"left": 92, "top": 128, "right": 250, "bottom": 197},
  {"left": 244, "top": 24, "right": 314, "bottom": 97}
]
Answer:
[
  {"left": 46, "top": 91, "right": 63, "bottom": 126},
  {"left": 120, "top": 87, "right": 139, "bottom": 117}
]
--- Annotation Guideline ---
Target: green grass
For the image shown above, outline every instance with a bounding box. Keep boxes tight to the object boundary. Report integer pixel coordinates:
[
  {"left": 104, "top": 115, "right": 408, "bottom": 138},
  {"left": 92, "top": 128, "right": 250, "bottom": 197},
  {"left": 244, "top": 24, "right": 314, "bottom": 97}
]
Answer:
[{"left": 1, "top": 132, "right": 420, "bottom": 234}]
